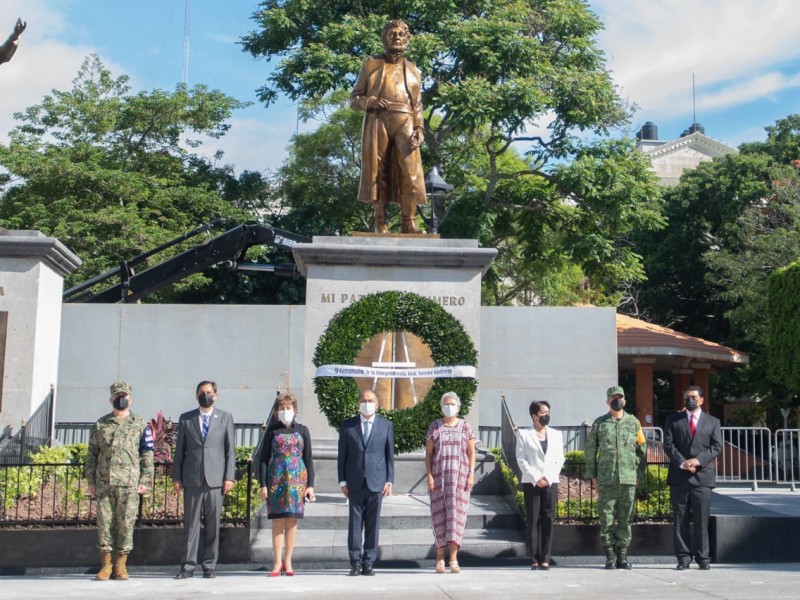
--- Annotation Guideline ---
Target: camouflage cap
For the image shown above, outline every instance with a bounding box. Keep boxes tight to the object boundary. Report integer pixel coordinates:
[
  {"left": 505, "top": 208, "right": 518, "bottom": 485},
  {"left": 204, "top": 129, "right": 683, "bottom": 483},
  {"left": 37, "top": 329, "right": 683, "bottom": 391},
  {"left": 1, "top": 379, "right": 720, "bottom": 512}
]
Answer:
[
  {"left": 606, "top": 385, "right": 625, "bottom": 398},
  {"left": 110, "top": 381, "right": 132, "bottom": 396}
]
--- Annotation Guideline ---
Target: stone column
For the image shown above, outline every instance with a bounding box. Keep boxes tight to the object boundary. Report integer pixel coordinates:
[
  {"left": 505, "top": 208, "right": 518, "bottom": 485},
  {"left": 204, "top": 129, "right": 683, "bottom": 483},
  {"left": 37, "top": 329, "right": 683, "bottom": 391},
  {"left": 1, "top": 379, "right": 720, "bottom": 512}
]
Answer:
[
  {"left": 0, "top": 231, "right": 81, "bottom": 436},
  {"left": 293, "top": 235, "right": 496, "bottom": 439},
  {"left": 692, "top": 362, "right": 711, "bottom": 412},
  {"left": 633, "top": 357, "right": 656, "bottom": 426},
  {"left": 672, "top": 368, "right": 693, "bottom": 411}
]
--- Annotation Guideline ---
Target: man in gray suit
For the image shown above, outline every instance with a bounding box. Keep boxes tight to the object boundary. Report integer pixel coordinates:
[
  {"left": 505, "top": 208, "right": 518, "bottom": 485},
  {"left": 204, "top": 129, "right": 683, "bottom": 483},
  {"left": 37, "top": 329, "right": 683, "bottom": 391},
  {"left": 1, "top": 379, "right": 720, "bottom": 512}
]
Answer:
[
  {"left": 664, "top": 385, "right": 722, "bottom": 571},
  {"left": 173, "top": 380, "right": 236, "bottom": 579},
  {"left": 338, "top": 389, "right": 395, "bottom": 576}
]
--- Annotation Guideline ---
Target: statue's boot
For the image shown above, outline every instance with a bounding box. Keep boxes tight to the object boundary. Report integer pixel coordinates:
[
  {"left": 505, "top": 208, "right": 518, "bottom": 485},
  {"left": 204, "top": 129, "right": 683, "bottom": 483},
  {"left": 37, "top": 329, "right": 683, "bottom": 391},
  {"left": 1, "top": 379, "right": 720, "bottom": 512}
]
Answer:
[
  {"left": 374, "top": 202, "right": 388, "bottom": 233},
  {"left": 400, "top": 199, "right": 420, "bottom": 233}
]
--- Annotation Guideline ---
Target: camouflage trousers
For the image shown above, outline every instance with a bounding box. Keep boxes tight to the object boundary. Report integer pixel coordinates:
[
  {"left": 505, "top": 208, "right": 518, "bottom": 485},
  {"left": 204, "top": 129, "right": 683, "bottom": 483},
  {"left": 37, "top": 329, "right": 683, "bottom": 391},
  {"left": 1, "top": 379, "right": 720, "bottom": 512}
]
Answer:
[
  {"left": 96, "top": 485, "right": 140, "bottom": 553},
  {"left": 597, "top": 484, "right": 636, "bottom": 548}
]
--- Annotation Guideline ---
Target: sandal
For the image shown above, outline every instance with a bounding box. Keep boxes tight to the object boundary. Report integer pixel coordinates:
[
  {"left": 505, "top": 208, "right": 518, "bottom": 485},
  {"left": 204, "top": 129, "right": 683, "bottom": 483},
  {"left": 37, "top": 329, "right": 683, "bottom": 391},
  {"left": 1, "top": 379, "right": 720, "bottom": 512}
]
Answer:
[
  {"left": 435, "top": 560, "right": 445, "bottom": 574},
  {"left": 450, "top": 561, "right": 461, "bottom": 574}
]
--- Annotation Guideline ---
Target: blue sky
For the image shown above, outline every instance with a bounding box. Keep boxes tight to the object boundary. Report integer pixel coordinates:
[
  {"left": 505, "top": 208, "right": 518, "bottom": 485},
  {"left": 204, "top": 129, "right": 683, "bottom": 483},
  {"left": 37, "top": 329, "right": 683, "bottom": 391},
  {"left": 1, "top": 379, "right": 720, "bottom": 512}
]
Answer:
[{"left": 2, "top": 0, "right": 800, "bottom": 175}]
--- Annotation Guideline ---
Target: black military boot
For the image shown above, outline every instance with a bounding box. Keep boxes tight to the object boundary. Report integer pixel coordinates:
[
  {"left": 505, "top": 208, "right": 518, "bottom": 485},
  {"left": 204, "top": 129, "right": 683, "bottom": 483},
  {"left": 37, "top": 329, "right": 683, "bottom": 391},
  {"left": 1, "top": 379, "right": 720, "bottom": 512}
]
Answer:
[
  {"left": 616, "top": 546, "right": 632, "bottom": 570},
  {"left": 603, "top": 546, "right": 617, "bottom": 570}
]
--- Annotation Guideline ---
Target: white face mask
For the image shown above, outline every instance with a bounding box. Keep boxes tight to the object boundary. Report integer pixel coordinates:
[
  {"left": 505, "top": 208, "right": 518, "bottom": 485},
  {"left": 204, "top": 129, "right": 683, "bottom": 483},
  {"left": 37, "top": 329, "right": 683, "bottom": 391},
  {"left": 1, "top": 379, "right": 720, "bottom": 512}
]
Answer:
[
  {"left": 360, "top": 402, "right": 376, "bottom": 417},
  {"left": 278, "top": 409, "right": 294, "bottom": 425},
  {"left": 442, "top": 404, "right": 459, "bottom": 418}
]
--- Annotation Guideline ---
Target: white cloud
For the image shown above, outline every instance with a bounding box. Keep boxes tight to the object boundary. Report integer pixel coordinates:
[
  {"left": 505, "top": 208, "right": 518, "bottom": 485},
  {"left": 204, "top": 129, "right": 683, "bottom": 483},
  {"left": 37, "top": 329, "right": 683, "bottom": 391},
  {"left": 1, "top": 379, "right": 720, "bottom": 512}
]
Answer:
[
  {"left": 593, "top": 0, "right": 800, "bottom": 117},
  {"left": 0, "top": 1, "right": 128, "bottom": 145}
]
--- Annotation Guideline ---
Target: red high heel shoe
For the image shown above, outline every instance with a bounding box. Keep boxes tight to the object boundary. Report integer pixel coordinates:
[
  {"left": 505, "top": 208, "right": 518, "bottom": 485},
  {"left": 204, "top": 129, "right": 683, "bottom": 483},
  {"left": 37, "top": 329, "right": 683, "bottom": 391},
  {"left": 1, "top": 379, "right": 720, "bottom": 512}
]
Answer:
[
  {"left": 269, "top": 563, "right": 283, "bottom": 577},
  {"left": 283, "top": 563, "right": 294, "bottom": 576}
]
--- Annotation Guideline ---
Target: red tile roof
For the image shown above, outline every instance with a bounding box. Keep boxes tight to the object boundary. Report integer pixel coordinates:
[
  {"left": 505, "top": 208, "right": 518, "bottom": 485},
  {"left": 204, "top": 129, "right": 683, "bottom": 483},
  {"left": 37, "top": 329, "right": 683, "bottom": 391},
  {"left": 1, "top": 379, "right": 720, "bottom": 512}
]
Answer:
[{"left": 617, "top": 314, "right": 748, "bottom": 366}]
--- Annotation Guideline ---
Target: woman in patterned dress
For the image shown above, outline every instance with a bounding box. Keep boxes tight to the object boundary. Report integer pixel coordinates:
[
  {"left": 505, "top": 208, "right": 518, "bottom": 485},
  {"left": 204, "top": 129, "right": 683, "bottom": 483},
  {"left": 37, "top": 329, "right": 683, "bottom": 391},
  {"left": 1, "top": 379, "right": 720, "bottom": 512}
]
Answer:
[
  {"left": 258, "top": 393, "right": 315, "bottom": 576},
  {"left": 425, "top": 391, "right": 476, "bottom": 574}
]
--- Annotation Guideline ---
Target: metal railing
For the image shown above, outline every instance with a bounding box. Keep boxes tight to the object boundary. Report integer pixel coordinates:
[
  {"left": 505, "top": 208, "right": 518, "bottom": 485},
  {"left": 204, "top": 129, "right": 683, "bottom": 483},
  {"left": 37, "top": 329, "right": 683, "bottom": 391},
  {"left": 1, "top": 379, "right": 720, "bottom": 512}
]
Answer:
[
  {"left": 0, "top": 387, "right": 56, "bottom": 465},
  {"left": 55, "top": 421, "right": 267, "bottom": 449},
  {"left": 718, "top": 427, "right": 773, "bottom": 487},
  {"left": 500, "top": 394, "right": 520, "bottom": 480},
  {"left": 0, "top": 459, "right": 256, "bottom": 528},
  {"left": 478, "top": 425, "right": 501, "bottom": 449},
  {"left": 773, "top": 429, "right": 799, "bottom": 489}
]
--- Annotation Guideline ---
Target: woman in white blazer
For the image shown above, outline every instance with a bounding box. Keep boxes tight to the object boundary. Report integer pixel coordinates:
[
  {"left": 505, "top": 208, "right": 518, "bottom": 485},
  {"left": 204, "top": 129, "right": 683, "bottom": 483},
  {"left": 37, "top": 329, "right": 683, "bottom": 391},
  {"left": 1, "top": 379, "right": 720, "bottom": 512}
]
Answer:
[{"left": 515, "top": 400, "right": 565, "bottom": 570}]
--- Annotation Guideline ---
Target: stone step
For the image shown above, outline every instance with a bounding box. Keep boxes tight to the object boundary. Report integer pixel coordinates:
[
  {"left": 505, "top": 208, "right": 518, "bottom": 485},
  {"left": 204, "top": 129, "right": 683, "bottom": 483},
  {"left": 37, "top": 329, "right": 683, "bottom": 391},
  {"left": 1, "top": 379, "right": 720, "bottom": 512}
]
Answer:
[
  {"left": 254, "top": 493, "right": 523, "bottom": 530},
  {"left": 250, "top": 527, "right": 526, "bottom": 566},
  {"left": 250, "top": 493, "right": 526, "bottom": 567},
  {"left": 306, "top": 444, "right": 503, "bottom": 494}
]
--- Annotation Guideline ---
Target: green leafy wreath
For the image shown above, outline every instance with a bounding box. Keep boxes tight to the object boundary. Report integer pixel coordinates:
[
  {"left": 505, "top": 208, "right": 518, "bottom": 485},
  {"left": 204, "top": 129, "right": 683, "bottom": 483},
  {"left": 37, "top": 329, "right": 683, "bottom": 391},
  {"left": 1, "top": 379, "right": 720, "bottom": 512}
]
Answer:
[{"left": 313, "top": 291, "right": 478, "bottom": 454}]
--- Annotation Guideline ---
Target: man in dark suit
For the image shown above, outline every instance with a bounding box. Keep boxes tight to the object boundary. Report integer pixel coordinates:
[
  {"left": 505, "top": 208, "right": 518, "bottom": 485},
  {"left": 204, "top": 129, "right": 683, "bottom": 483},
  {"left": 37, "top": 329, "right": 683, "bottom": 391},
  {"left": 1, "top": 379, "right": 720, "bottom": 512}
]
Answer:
[
  {"left": 338, "top": 389, "right": 395, "bottom": 576},
  {"left": 172, "top": 380, "right": 236, "bottom": 579},
  {"left": 663, "top": 385, "right": 722, "bottom": 571}
]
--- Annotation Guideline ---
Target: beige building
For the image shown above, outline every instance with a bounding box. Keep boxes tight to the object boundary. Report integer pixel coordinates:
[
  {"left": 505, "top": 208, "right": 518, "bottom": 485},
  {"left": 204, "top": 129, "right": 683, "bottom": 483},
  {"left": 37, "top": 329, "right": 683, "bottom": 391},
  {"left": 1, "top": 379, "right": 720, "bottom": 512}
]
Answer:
[{"left": 636, "top": 121, "right": 738, "bottom": 186}]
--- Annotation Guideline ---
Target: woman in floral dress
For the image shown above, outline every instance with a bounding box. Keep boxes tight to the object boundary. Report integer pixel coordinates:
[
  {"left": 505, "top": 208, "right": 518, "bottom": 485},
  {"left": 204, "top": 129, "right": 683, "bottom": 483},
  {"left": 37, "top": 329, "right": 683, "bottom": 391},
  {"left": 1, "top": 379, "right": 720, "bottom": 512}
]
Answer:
[
  {"left": 258, "top": 392, "right": 315, "bottom": 576},
  {"left": 425, "top": 391, "right": 476, "bottom": 574}
]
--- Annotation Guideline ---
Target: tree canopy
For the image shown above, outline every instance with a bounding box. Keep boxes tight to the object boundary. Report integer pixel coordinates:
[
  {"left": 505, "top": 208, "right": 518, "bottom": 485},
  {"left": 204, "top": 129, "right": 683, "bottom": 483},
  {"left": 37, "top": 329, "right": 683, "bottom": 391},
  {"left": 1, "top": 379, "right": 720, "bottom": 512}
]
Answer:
[
  {"left": 632, "top": 114, "right": 800, "bottom": 426},
  {"left": 243, "top": 0, "right": 664, "bottom": 303},
  {"left": 0, "top": 55, "right": 271, "bottom": 301}
]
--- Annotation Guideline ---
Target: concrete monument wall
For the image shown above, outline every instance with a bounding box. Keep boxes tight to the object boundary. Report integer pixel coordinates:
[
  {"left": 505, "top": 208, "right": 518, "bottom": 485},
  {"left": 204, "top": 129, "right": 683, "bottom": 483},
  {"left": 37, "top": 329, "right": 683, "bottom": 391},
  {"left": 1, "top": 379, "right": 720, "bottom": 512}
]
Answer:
[
  {"left": 57, "top": 303, "right": 616, "bottom": 437},
  {"left": 0, "top": 231, "right": 80, "bottom": 435}
]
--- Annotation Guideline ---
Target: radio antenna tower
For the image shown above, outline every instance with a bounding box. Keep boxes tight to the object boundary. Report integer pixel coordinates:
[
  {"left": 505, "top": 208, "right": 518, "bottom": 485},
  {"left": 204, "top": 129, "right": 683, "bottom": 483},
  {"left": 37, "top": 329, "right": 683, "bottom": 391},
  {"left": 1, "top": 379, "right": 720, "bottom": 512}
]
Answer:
[{"left": 182, "top": 0, "right": 190, "bottom": 85}]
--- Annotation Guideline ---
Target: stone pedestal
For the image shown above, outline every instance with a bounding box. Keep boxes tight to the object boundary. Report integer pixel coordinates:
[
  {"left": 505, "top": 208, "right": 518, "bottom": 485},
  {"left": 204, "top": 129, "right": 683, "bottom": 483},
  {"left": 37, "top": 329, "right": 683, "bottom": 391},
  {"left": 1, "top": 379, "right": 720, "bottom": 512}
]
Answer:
[
  {"left": 0, "top": 231, "right": 81, "bottom": 436},
  {"left": 293, "top": 236, "right": 496, "bottom": 439}
]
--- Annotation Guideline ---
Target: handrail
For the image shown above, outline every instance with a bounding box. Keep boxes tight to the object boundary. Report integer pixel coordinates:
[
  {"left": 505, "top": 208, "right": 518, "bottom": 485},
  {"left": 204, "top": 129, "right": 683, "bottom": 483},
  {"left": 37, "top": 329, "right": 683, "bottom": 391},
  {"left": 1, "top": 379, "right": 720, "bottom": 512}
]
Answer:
[{"left": 0, "top": 387, "right": 56, "bottom": 465}]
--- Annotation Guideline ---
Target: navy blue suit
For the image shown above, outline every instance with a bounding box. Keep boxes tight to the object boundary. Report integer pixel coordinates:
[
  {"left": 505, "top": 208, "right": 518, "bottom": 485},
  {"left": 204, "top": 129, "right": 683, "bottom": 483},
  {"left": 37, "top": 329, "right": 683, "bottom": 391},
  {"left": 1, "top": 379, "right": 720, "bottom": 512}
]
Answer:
[
  {"left": 664, "top": 410, "right": 722, "bottom": 565},
  {"left": 337, "top": 414, "right": 395, "bottom": 566}
]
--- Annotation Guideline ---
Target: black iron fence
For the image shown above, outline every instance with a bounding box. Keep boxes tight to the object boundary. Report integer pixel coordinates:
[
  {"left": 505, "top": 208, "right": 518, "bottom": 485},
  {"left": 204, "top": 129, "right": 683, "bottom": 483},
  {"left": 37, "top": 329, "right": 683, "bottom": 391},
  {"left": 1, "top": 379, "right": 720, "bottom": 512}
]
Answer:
[
  {"left": 0, "top": 459, "right": 257, "bottom": 528},
  {"left": 0, "top": 388, "right": 56, "bottom": 465},
  {"left": 55, "top": 422, "right": 266, "bottom": 450}
]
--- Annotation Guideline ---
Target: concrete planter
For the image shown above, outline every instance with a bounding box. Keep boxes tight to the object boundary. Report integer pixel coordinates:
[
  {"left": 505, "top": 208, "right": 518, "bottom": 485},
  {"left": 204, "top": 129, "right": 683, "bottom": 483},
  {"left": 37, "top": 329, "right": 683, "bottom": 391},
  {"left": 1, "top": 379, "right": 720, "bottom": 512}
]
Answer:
[{"left": 0, "top": 526, "right": 250, "bottom": 572}]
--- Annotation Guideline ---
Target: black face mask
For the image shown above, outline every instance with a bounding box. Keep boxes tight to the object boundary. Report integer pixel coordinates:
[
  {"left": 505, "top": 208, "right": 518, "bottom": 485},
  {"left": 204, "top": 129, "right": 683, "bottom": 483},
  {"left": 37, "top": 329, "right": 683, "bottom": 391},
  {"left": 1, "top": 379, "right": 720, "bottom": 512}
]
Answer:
[
  {"left": 684, "top": 397, "right": 699, "bottom": 412},
  {"left": 112, "top": 396, "right": 129, "bottom": 410},
  {"left": 610, "top": 397, "right": 624, "bottom": 411},
  {"left": 538, "top": 415, "right": 551, "bottom": 426},
  {"left": 197, "top": 393, "right": 214, "bottom": 408}
]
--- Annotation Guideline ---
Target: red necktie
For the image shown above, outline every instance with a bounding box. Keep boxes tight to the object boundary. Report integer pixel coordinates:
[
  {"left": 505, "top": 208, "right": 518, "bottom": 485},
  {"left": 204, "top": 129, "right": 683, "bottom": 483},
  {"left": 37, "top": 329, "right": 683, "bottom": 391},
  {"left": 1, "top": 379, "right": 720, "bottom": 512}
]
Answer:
[{"left": 690, "top": 414, "right": 696, "bottom": 438}]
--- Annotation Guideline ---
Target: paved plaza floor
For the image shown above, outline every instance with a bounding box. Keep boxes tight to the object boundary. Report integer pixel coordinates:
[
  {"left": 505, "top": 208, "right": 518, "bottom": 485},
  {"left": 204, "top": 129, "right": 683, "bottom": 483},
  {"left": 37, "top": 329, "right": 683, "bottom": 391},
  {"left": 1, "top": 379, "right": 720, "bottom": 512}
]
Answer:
[{"left": 3, "top": 563, "right": 800, "bottom": 600}]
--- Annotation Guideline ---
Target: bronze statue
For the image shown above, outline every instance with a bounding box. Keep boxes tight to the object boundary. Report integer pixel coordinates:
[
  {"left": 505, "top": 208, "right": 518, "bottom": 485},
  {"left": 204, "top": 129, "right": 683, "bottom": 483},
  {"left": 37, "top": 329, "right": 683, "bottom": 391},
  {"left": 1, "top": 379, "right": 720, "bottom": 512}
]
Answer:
[
  {"left": 0, "top": 18, "right": 26, "bottom": 66},
  {"left": 350, "top": 20, "right": 427, "bottom": 234}
]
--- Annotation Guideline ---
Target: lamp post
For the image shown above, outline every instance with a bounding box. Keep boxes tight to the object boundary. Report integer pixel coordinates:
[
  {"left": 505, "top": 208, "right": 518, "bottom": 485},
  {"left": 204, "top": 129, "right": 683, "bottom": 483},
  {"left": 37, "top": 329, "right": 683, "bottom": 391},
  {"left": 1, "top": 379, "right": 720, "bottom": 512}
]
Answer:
[{"left": 422, "top": 165, "right": 454, "bottom": 234}]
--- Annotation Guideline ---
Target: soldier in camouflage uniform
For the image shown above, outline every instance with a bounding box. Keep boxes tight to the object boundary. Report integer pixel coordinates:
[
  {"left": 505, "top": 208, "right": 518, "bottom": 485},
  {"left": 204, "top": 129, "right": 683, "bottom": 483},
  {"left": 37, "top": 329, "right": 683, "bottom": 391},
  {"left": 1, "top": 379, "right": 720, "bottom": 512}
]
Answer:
[
  {"left": 584, "top": 386, "right": 647, "bottom": 570},
  {"left": 86, "top": 382, "right": 154, "bottom": 581}
]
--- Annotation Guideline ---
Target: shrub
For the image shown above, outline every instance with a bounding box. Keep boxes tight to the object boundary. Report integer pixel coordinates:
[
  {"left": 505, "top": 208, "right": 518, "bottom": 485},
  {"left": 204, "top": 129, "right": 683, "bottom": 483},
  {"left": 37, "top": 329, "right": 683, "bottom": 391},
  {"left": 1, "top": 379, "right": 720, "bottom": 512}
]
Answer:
[
  {"left": 490, "top": 448, "right": 525, "bottom": 517},
  {"left": 557, "top": 498, "right": 598, "bottom": 520},
  {"left": 562, "top": 450, "right": 585, "bottom": 477},
  {"left": 635, "top": 464, "right": 670, "bottom": 520}
]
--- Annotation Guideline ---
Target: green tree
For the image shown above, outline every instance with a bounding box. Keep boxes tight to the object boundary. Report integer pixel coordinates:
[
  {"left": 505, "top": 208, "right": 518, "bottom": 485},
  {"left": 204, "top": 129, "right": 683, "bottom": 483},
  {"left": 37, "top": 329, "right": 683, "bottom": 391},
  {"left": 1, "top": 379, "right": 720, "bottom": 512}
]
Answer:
[
  {"left": 0, "top": 55, "right": 254, "bottom": 301},
  {"left": 633, "top": 115, "right": 800, "bottom": 427},
  {"left": 243, "top": 0, "right": 664, "bottom": 304}
]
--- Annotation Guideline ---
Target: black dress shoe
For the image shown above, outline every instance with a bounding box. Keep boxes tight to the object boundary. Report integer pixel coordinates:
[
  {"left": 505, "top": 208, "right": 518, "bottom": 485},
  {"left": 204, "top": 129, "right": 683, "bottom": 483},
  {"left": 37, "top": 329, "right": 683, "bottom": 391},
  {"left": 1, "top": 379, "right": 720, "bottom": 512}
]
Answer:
[
  {"left": 676, "top": 563, "right": 689, "bottom": 570},
  {"left": 349, "top": 565, "right": 361, "bottom": 576},
  {"left": 175, "top": 569, "right": 194, "bottom": 579},
  {"left": 203, "top": 569, "right": 216, "bottom": 579},
  {"left": 361, "top": 564, "right": 375, "bottom": 576},
  {"left": 698, "top": 562, "right": 711, "bottom": 570}
]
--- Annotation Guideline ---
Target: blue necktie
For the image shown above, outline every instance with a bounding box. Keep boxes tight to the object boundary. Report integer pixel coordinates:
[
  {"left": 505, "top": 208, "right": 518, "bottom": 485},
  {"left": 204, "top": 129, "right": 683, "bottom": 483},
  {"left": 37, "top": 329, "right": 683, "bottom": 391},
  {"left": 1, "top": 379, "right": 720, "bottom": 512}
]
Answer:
[
  {"left": 202, "top": 414, "right": 210, "bottom": 441},
  {"left": 363, "top": 420, "right": 371, "bottom": 443}
]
